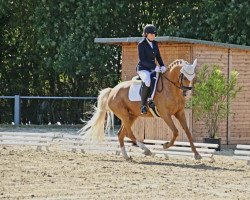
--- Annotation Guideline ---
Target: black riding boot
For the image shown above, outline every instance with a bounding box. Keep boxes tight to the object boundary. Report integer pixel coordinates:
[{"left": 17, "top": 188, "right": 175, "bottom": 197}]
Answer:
[
  {"left": 140, "top": 83, "right": 150, "bottom": 114},
  {"left": 148, "top": 83, "right": 156, "bottom": 108}
]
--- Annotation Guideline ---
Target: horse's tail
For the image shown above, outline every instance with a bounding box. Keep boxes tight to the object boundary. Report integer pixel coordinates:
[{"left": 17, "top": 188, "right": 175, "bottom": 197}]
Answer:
[{"left": 79, "top": 88, "right": 112, "bottom": 142}]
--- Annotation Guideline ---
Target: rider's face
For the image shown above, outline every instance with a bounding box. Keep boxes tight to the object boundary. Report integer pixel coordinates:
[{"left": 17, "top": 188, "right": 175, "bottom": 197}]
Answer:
[{"left": 147, "top": 33, "right": 155, "bottom": 41}]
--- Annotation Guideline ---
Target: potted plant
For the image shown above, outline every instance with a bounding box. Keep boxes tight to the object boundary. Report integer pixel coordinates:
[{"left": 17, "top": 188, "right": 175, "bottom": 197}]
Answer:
[{"left": 187, "top": 65, "right": 242, "bottom": 150}]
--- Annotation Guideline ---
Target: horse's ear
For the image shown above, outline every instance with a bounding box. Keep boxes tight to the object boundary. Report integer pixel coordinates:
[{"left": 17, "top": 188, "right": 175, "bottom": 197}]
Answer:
[{"left": 193, "top": 58, "right": 197, "bottom": 67}]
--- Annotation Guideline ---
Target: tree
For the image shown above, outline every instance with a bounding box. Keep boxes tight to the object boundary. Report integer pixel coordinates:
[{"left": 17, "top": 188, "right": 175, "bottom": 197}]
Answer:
[{"left": 0, "top": 0, "right": 249, "bottom": 124}]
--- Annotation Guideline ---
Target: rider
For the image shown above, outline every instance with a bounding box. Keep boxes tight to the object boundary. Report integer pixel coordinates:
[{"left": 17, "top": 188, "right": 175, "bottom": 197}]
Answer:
[{"left": 137, "top": 24, "right": 166, "bottom": 114}]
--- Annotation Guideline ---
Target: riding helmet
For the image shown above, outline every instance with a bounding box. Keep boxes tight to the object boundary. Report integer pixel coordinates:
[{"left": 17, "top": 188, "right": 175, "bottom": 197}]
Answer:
[{"left": 143, "top": 24, "right": 157, "bottom": 36}]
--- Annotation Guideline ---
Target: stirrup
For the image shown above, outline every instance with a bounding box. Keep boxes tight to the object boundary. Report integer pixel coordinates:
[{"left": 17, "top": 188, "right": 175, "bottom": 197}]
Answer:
[
  {"left": 141, "top": 105, "right": 147, "bottom": 114},
  {"left": 147, "top": 100, "right": 160, "bottom": 117},
  {"left": 148, "top": 100, "right": 155, "bottom": 109}
]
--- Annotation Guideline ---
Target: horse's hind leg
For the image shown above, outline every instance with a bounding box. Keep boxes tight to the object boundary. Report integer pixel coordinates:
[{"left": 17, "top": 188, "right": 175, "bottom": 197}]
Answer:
[
  {"left": 117, "top": 113, "right": 152, "bottom": 159},
  {"left": 117, "top": 125, "right": 131, "bottom": 160},
  {"left": 122, "top": 114, "right": 152, "bottom": 156}
]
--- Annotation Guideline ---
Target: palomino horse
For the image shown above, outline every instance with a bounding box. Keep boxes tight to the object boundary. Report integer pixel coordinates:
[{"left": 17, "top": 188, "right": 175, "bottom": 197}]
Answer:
[{"left": 80, "top": 59, "right": 202, "bottom": 160}]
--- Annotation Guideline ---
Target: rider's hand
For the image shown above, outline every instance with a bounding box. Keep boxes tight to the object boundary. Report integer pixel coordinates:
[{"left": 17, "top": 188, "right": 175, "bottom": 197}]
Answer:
[
  {"left": 155, "top": 66, "right": 161, "bottom": 73},
  {"left": 160, "top": 66, "right": 167, "bottom": 73}
]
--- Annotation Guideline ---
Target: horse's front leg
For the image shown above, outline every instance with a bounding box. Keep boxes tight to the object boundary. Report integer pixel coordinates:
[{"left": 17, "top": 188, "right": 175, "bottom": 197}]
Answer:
[
  {"left": 175, "top": 110, "right": 202, "bottom": 160},
  {"left": 161, "top": 114, "right": 179, "bottom": 149}
]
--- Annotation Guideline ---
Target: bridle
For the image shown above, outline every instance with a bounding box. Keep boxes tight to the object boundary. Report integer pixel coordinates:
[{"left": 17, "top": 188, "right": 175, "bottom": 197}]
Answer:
[{"left": 158, "top": 71, "right": 193, "bottom": 96}]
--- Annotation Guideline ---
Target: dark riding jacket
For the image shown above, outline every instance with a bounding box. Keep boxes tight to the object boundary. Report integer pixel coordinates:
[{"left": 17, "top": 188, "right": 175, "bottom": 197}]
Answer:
[{"left": 137, "top": 38, "right": 165, "bottom": 71}]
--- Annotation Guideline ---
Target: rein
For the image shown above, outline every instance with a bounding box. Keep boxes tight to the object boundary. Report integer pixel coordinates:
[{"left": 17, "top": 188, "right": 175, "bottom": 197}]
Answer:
[{"left": 157, "top": 72, "right": 193, "bottom": 96}]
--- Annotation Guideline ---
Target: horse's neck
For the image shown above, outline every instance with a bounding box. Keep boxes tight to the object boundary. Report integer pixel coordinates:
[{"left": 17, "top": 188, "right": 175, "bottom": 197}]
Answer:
[{"left": 160, "top": 71, "right": 182, "bottom": 96}]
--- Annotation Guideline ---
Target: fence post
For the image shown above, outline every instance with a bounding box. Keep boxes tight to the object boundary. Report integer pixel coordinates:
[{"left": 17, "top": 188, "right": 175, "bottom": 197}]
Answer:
[{"left": 14, "top": 95, "right": 20, "bottom": 125}]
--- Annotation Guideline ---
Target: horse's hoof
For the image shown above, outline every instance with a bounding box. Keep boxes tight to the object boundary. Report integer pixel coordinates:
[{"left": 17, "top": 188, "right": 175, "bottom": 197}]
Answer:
[
  {"left": 195, "top": 154, "right": 202, "bottom": 160},
  {"left": 143, "top": 149, "right": 152, "bottom": 156},
  {"left": 163, "top": 142, "right": 170, "bottom": 149},
  {"left": 125, "top": 156, "right": 133, "bottom": 161}
]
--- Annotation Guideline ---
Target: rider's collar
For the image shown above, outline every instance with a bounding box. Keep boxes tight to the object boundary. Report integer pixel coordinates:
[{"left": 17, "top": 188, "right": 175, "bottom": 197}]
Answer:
[{"left": 146, "top": 38, "right": 153, "bottom": 48}]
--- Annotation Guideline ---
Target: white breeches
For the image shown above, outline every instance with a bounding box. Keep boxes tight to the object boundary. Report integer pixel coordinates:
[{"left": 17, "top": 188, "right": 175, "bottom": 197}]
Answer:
[{"left": 137, "top": 70, "right": 151, "bottom": 87}]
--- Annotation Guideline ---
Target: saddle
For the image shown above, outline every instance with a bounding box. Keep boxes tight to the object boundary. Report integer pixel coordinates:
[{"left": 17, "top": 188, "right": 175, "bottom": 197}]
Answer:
[{"left": 129, "top": 72, "right": 160, "bottom": 117}]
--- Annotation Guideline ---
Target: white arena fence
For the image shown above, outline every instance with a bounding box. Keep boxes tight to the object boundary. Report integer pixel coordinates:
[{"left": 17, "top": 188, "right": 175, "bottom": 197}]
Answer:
[
  {"left": 0, "top": 132, "right": 54, "bottom": 151},
  {"left": 234, "top": 144, "right": 250, "bottom": 165},
  {"left": 0, "top": 132, "right": 220, "bottom": 162}
]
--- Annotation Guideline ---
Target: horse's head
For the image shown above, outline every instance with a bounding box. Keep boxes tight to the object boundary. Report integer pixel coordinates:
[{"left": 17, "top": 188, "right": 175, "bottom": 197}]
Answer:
[
  {"left": 180, "top": 59, "right": 197, "bottom": 81},
  {"left": 166, "top": 59, "right": 197, "bottom": 96},
  {"left": 179, "top": 59, "right": 197, "bottom": 96}
]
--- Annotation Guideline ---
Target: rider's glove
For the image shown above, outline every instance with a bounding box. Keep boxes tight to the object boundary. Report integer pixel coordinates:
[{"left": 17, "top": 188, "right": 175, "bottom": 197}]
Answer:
[
  {"left": 160, "top": 66, "right": 167, "bottom": 73},
  {"left": 155, "top": 66, "right": 161, "bottom": 73}
]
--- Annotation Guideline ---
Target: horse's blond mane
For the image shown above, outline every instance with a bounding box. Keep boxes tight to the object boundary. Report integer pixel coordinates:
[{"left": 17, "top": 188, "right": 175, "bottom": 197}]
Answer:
[{"left": 168, "top": 59, "right": 188, "bottom": 69}]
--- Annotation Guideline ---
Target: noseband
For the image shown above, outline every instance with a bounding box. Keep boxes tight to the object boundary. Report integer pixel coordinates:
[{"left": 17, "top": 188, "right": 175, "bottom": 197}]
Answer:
[
  {"left": 158, "top": 73, "right": 193, "bottom": 96},
  {"left": 178, "top": 73, "right": 193, "bottom": 94}
]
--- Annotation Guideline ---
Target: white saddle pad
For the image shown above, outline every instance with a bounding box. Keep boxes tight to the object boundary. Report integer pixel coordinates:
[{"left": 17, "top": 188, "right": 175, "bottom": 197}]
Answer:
[
  {"left": 129, "top": 81, "right": 142, "bottom": 101},
  {"left": 129, "top": 74, "right": 159, "bottom": 102}
]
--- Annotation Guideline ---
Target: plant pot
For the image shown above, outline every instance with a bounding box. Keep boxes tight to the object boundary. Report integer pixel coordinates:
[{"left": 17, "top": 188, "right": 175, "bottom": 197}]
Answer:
[{"left": 203, "top": 137, "right": 221, "bottom": 151}]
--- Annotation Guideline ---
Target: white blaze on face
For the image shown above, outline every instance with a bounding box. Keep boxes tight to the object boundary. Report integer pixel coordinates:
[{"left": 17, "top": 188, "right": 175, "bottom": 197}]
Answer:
[{"left": 180, "top": 58, "right": 197, "bottom": 81}]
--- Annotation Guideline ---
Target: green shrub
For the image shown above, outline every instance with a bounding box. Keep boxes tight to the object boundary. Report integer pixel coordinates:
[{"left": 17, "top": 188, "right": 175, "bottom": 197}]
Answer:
[{"left": 187, "top": 65, "right": 242, "bottom": 138}]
